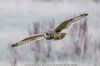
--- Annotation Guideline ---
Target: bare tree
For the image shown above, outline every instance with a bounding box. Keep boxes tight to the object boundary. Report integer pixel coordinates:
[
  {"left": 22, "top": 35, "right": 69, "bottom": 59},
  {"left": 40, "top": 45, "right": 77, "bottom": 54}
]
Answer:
[
  {"left": 46, "top": 19, "right": 55, "bottom": 58},
  {"left": 28, "top": 22, "right": 47, "bottom": 62},
  {"left": 10, "top": 46, "right": 19, "bottom": 66},
  {"left": 80, "top": 18, "right": 88, "bottom": 58},
  {"left": 70, "top": 18, "right": 88, "bottom": 59},
  {"left": 31, "top": 22, "right": 41, "bottom": 62}
]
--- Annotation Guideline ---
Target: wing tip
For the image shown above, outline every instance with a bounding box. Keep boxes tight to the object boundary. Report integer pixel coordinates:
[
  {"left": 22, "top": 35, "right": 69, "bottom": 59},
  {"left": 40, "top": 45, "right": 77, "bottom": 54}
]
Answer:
[
  {"left": 11, "top": 43, "right": 17, "bottom": 47},
  {"left": 80, "top": 13, "right": 88, "bottom": 17},
  {"left": 84, "top": 13, "right": 88, "bottom": 16}
]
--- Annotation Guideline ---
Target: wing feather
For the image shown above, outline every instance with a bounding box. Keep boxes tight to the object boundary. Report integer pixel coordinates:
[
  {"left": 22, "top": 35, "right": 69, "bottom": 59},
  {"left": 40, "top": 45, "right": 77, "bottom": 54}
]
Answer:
[
  {"left": 54, "top": 13, "right": 88, "bottom": 32},
  {"left": 11, "top": 34, "right": 44, "bottom": 47}
]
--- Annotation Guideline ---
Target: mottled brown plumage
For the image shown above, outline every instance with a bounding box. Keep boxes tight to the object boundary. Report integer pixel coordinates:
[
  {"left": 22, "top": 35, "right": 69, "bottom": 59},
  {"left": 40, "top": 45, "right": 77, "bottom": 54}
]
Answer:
[{"left": 11, "top": 13, "right": 88, "bottom": 47}]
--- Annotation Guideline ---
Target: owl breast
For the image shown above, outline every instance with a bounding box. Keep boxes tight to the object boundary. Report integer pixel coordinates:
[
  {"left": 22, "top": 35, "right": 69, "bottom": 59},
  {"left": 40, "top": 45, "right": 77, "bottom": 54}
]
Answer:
[{"left": 52, "top": 32, "right": 66, "bottom": 40}]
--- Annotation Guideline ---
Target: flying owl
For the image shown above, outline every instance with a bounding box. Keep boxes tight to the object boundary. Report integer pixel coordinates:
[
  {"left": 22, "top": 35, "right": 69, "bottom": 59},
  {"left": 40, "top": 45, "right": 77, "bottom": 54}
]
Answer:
[{"left": 11, "top": 13, "right": 88, "bottom": 47}]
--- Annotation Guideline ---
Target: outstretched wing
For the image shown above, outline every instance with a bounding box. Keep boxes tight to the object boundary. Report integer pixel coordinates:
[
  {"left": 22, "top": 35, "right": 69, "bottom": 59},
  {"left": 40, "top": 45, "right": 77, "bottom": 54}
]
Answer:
[
  {"left": 54, "top": 13, "right": 88, "bottom": 33},
  {"left": 11, "top": 34, "right": 44, "bottom": 47}
]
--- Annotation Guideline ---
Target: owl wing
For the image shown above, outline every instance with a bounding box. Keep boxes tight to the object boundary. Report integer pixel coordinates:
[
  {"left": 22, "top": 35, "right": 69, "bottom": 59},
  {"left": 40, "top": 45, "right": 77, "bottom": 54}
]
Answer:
[
  {"left": 54, "top": 13, "right": 88, "bottom": 33},
  {"left": 11, "top": 34, "right": 44, "bottom": 47}
]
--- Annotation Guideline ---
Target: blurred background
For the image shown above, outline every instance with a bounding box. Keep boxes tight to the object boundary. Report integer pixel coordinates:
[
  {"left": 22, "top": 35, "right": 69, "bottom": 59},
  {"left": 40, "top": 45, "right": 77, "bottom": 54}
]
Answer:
[{"left": 0, "top": 0, "right": 100, "bottom": 66}]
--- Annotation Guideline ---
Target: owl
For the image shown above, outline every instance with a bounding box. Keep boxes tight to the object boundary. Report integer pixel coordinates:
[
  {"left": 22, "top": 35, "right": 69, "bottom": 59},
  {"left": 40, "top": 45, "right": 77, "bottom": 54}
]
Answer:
[{"left": 11, "top": 13, "right": 88, "bottom": 47}]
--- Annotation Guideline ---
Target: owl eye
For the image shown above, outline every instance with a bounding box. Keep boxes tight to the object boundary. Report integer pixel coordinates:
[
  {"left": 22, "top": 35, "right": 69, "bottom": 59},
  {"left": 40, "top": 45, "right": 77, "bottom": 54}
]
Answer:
[
  {"left": 44, "top": 32, "right": 49, "bottom": 37},
  {"left": 46, "top": 33, "right": 49, "bottom": 35}
]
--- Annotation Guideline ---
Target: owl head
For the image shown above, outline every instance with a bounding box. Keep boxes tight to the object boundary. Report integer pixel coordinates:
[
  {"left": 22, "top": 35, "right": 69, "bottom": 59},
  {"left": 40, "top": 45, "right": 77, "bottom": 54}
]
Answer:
[{"left": 43, "top": 30, "right": 53, "bottom": 40}]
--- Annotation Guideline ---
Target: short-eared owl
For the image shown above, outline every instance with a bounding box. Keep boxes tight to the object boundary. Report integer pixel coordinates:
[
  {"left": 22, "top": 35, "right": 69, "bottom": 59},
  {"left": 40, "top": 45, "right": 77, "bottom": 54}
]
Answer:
[{"left": 11, "top": 13, "right": 88, "bottom": 47}]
